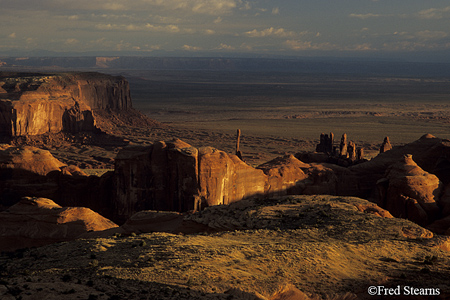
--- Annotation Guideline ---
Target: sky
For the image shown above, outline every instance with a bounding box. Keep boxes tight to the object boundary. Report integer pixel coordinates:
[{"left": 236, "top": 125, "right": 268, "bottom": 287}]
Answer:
[{"left": 1, "top": 0, "right": 450, "bottom": 60}]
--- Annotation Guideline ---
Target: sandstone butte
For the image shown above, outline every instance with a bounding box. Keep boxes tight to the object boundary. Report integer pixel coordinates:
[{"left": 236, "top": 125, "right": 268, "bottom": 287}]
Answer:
[
  {"left": 2, "top": 133, "right": 450, "bottom": 238},
  {"left": 0, "top": 72, "right": 131, "bottom": 136}
]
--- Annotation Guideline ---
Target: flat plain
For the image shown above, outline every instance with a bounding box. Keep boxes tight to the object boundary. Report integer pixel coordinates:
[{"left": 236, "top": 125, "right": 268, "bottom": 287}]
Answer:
[{"left": 124, "top": 70, "right": 450, "bottom": 157}]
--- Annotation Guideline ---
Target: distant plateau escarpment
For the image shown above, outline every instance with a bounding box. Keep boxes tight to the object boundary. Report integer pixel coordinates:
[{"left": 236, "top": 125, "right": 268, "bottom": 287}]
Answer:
[{"left": 0, "top": 72, "right": 132, "bottom": 136}]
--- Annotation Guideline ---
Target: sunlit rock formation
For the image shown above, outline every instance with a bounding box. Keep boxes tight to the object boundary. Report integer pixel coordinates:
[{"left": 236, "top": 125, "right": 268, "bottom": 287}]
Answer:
[
  {"left": 0, "top": 197, "right": 118, "bottom": 251},
  {"left": 0, "top": 72, "right": 131, "bottom": 136}
]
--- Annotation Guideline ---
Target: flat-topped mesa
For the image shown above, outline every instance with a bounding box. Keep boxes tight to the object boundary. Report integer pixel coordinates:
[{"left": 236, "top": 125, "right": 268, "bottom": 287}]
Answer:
[{"left": 0, "top": 72, "right": 132, "bottom": 136}]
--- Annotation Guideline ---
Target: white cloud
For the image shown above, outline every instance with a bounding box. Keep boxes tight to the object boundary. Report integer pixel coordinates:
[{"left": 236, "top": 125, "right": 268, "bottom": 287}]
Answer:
[
  {"left": 43, "top": 0, "right": 241, "bottom": 15},
  {"left": 272, "top": 7, "right": 279, "bottom": 15},
  {"left": 64, "top": 38, "right": 79, "bottom": 45},
  {"left": 415, "top": 30, "right": 448, "bottom": 40},
  {"left": 244, "top": 27, "right": 298, "bottom": 38},
  {"left": 8, "top": 32, "right": 16, "bottom": 38},
  {"left": 95, "top": 23, "right": 184, "bottom": 33},
  {"left": 417, "top": 6, "right": 450, "bottom": 19},
  {"left": 145, "top": 23, "right": 181, "bottom": 33},
  {"left": 216, "top": 43, "right": 235, "bottom": 50},
  {"left": 349, "top": 13, "right": 384, "bottom": 19},
  {"left": 285, "top": 40, "right": 338, "bottom": 51},
  {"left": 182, "top": 44, "right": 202, "bottom": 51}
]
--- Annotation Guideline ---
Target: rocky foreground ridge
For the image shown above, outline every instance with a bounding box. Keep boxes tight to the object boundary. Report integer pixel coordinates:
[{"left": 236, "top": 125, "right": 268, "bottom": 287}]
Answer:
[
  {"left": 1, "top": 195, "right": 450, "bottom": 299},
  {"left": 0, "top": 72, "right": 132, "bottom": 136}
]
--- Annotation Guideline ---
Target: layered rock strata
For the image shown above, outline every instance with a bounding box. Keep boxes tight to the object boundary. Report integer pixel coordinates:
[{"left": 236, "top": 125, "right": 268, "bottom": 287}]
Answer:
[{"left": 0, "top": 72, "right": 132, "bottom": 136}]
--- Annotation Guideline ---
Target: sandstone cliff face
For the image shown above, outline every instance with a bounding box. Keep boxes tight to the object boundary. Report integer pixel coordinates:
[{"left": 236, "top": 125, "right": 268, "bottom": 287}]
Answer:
[
  {"left": 113, "top": 140, "right": 267, "bottom": 222},
  {"left": 0, "top": 72, "right": 131, "bottom": 136}
]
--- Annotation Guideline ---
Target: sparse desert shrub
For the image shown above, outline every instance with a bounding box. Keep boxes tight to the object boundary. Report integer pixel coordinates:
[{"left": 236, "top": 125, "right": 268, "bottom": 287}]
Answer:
[
  {"left": 89, "top": 260, "right": 99, "bottom": 268},
  {"left": 268, "top": 284, "right": 357, "bottom": 300},
  {"left": 269, "top": 284, "right": 310, "bottom": 300}
]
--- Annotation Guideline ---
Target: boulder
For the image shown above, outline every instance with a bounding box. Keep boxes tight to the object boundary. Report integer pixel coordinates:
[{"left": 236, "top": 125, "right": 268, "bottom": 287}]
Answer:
[
  {"left": 378, "top": 154, "right": 442, "bottom": 226},
  {"left": 353, "top": 203, "right": 394, "bottom": 218},
  {"left": 258, "top": 155, "right": 309, "bottom": 196},
  {"left": 0, "top": 197, "right": 118, "bottom": 251},
  {"left": 0, "top": 144, "right": 66, "bottom": 177}
]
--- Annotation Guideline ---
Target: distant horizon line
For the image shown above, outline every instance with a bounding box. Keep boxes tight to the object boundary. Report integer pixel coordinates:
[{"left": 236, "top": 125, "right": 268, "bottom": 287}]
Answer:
[
  {"left": 1, "top": 48, "right": 450, "bottom": 63},
  {"left": 2, "top": 54, "right": 450, "bottom": 77}
]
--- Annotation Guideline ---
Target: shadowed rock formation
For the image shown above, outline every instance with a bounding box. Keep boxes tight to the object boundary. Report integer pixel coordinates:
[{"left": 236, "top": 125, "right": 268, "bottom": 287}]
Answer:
[
  {"left": 340, "top": 133, "right": 348, "bottom": 158},
  {"left": 235, "top": 128, "right": 243, "bottom": 160},
  {"left": 377, "top": 154, "right": 442, "bottom": 226},
  {"left": 380, "top": 136, "right": 393, "bottom": 153},
  {"left": 315, "top": 132, "right": 334, "bottom": 154}
]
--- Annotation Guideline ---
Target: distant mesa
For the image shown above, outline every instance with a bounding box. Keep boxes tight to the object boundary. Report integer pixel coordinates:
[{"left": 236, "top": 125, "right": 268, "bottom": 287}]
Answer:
[{"left": 0, "top": 72, "right": 133, "bottom": 137}]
